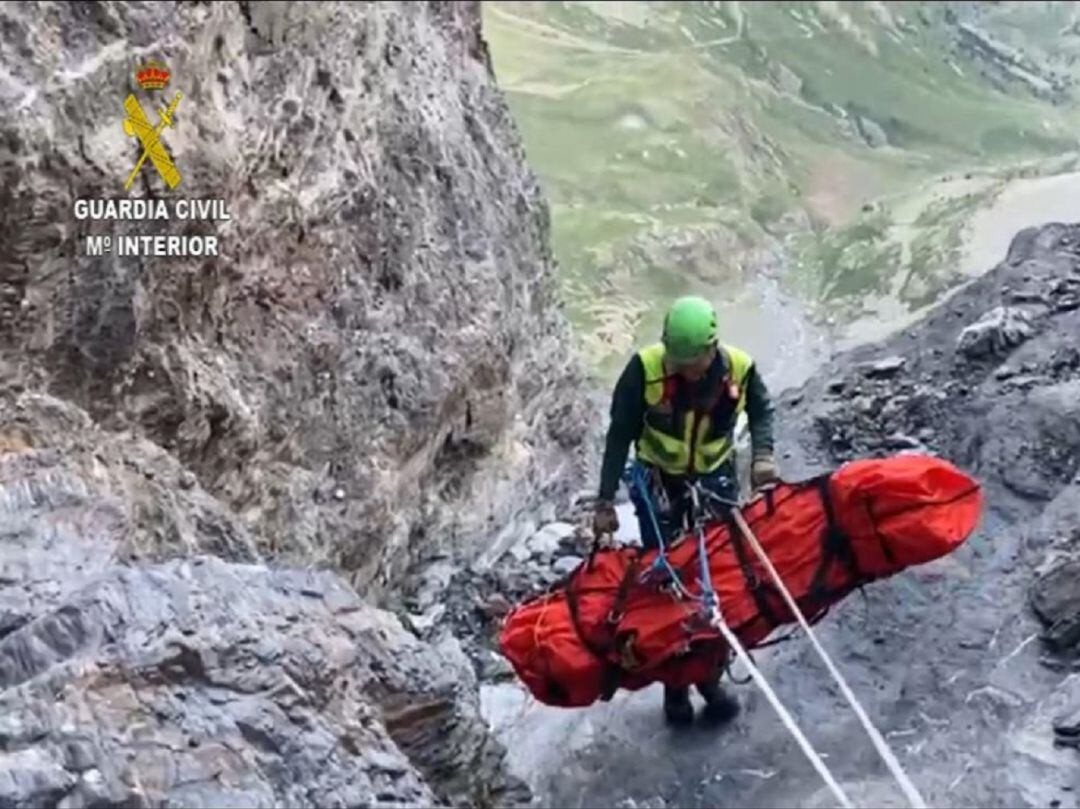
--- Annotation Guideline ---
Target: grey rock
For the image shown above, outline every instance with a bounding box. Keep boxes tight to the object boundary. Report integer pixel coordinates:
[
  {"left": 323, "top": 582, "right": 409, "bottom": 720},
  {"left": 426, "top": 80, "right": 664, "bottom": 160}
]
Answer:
[
  {"left": 552, "top": 556, "right": 584, "bottom": 576},
  {"left": 767, "top": 61, "right": 803, "bottom": 95},
  {"left": 413, "top": 559, "right": 459, "bottom": 611},
  {"left": 526, "top": 528, "right": 563, "bottom": 558},
  {"left": 408, "top": 603, "right": 447, "bottom": 634},
  {"left": 859, "top": 356, "right": 907, "bottom": 379},
  {"left": 0, "top": 749, "right": 78, "bottom": 809},
  {"left": 957, "top": 307, "right": 1035, "bottom": 360},
  {"left": 527, "top": 522, "right": 576, "bottom": 558},
  {"left": 0, "top": 405, "right": 526, "bottom": 808},
  {"left": 1005, "top": 374, "right": 1046, "bottom": 392},
  {"left": 1008, "top": 290, "right": 1049, "bottom": 305},
  {"left": 0, "top": 0, "right": 598, "bottom": 597},
  {"left": 856, "top": 115, "right": 889, "bottom": 148},
  {"left": 482, "top": 651, "right": 514, "bottom": 681},
  {"left": 884, "top": 433, "right": 922, "bottom": 450},
  {"left": 1054, "top": 704, "right": 1080, "bottom": 739}
]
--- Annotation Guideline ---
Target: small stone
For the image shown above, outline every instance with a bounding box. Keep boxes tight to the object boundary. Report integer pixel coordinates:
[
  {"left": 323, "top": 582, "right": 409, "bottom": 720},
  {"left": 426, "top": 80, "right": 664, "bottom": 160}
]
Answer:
[
  {"left": 884, "top": 433, "right": 921, "bottom": 450},
  {"left": 957, "top": 306, "right": 1035, "bottom": 360},
  {"left": 526, "top": 525, "right": 564, "bottom": 558},
  {"left": 572, "top": 489, "right": 595, "bottom": 506},
  {"left": 536, "top": 502, "right": 557, "bottom": 525},
  {"left": 1006, "top": 375, "right": 1042, "bottom": 392},
  {"left": 552, "top": 555, "right": 583, "bottom": 576},
  {"left": 508, "top": 542, "right": 532, "bottom": 564},
  {"left": 408, "top": 604, "right": 446, "bottom": 633},
  {"left": 178, "top": 471, "right": 197, "bottom": 490},
  {"left": 1008, "top": 290, "right": 1048, "bottom": 305},
  {"left": 859, "top": 356, "right": 906, "bottom": 379},
  {"left": 994, "top": 366, "right": 1016, "bottom": 381},
  {"left": 482, "top": 594, "right": 513, "bottom": 618},
  {"left": 333, "top": 488, "right": 346, "bottom": 501},
  {"left": 483, "top": 651, "right": 513, "bottom": 680}
]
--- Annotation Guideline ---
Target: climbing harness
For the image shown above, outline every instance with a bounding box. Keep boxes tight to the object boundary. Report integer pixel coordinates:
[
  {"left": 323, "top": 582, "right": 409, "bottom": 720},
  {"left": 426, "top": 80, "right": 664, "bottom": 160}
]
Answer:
[{"left": 626, "top": 460, "right": 926, "bottom": 809}]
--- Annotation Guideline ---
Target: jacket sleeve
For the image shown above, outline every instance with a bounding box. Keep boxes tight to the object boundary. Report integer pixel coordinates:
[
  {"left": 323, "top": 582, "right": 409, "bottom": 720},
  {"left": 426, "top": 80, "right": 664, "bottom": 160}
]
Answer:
[
  {"left": 598, "top": 355, "right": 646, "bottom": 501},
  {"left": 744, "top": 363, "right": 775, "bottom": 457}
]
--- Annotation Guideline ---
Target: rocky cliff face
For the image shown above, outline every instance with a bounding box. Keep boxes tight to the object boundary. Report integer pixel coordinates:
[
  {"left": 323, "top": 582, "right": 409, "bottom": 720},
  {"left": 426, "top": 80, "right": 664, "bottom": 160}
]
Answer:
[
  {"left": 0, "top": 1, "right": 598, "bottom": 805},
  {"left": 0, "top": 403, "right": 526, "bottom": 808},
  {"left": 0, "top": 0, "right": 595, "bottom": 595}
]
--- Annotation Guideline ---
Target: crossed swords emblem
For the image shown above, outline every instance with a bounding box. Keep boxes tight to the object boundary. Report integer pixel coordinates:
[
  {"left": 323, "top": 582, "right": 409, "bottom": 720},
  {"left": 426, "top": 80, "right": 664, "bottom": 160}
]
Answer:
[{"left": 122, "top": 91, "right": 184, "bottom": 191}]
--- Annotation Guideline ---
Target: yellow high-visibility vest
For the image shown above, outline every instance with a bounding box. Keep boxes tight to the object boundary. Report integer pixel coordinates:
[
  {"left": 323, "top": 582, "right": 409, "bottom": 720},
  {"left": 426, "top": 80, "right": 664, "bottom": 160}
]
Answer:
[{"left": 634, "top": 342, "right": 754, "bottom": 476}]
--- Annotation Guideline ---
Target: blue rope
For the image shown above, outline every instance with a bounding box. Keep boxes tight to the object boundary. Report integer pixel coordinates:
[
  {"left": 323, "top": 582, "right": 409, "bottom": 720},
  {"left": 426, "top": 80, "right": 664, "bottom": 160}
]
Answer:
[{"left": 623, "top": 461, "right": 713, "bottom": 604}]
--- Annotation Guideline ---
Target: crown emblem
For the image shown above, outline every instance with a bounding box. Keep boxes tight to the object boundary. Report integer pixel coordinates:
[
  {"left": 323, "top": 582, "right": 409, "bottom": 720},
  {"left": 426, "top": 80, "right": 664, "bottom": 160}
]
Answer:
[{"left": 135, "top": 60, "right": 171, "bottom": 91}]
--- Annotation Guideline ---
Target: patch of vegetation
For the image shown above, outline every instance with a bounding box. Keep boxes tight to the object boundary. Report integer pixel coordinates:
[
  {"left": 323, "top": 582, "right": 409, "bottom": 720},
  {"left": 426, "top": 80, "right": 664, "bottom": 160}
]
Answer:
[
  {"left": 484, "top": 1, "right": 1080, "bottom": 380},
  {"left": 802, "top": 211, "right": 899, "bottom": 301}
]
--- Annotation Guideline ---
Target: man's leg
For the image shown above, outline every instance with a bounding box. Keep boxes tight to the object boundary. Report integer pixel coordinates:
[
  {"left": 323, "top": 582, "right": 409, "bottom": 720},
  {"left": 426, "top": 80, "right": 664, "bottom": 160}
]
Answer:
[
  {"left": 694, "top": 460, "right": 741, "bottom": 724},
  {"left": 663, "top": 680, "right": 694, "bottom": 726},
  {"left": 696, "top": 670, "right": 740, "bottom": 724},
  {"left": 630, "top": 467, "right": 695, "bottom": 725}
]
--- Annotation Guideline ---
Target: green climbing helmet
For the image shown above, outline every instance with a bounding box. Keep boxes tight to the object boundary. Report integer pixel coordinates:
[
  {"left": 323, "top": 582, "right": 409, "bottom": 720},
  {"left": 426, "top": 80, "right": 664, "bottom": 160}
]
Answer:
[{"left": 662, "top": 295, "right": 718, "bottom": 362}]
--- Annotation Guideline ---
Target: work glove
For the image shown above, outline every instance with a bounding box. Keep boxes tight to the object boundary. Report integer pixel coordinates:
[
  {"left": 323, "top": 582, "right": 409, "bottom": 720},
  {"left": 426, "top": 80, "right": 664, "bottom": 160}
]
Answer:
[
  {"left": 592, "top": 500, "right": 619, "bottom": 541},
  {"left": 750, "top": 452, "right": 781, "bottom": 490}
]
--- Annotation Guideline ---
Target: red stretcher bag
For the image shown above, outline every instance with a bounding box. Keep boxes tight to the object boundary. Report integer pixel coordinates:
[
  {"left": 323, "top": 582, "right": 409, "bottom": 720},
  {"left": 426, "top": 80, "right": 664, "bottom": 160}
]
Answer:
[{"left": 498, "top": 454, "right": 982, "bottom": 708}]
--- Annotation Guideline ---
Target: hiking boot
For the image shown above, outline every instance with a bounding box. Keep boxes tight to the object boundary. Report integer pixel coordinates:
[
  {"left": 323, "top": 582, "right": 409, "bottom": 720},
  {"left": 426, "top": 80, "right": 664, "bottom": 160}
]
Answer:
[
  {"left": 663, "top": 684, "right": 694, "bottom": 727},
  {"left": 696, "top": 679, "right": 740, "bottom": 724}
]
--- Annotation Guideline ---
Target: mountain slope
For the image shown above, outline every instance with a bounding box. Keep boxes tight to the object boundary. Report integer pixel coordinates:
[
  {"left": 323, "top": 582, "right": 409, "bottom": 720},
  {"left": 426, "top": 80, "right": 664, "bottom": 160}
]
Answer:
[{"left": 484, "top": 1, "right": 1080, "bottom": 379}]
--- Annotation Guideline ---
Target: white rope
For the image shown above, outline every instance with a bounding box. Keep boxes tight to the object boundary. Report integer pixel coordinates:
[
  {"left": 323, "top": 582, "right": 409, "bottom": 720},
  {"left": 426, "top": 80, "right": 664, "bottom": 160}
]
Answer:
[
  {"left": 729, "top": 507, "right": 928, "bottom": 809},
  {"left": 709, "top": 609, "right": 855, "bottom": 809}
]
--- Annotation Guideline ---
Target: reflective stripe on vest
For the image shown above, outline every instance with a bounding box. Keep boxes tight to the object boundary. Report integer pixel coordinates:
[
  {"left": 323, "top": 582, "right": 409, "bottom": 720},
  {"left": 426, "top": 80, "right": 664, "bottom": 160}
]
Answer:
[{"left": 635, "top": 342, "right": 754, "bottom": 475}]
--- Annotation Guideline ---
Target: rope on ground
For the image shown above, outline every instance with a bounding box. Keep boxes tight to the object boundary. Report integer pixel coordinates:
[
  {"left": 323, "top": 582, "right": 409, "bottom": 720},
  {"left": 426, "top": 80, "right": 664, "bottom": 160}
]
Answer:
[
  {"left": 729, "top": 507, "right": 928, "bottom": 809},
  {"left": 709, "top": 610, "right": 854, "bottom": 809}
]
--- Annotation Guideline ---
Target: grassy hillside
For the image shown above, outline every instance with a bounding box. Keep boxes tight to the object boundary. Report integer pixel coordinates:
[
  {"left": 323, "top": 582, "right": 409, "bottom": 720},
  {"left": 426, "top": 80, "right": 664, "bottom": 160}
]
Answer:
[{"left": 484, "top": 1, "right": 1080, "bottom": 380}]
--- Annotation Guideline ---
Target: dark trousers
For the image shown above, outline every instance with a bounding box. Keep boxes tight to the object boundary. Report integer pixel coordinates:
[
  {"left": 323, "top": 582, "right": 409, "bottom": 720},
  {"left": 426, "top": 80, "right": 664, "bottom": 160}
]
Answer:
[
  {"left": 628, "top": 460, "right": 739, "bottom": 552},
  {"left": 627, "top": 460, "right": 738, "bottom": 697}
]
